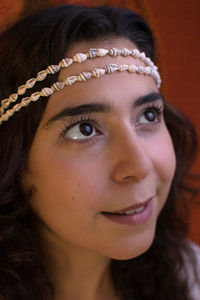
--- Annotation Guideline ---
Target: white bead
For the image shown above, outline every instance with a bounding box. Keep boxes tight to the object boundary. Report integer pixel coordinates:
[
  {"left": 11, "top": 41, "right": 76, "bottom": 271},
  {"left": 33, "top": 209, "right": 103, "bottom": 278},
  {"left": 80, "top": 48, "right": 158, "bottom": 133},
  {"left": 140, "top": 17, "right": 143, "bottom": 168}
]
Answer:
[
  {"left": 64, "top": 76, "right": 77, "bottom": 86},
  {"left": 21, "top": 97, "right": 31, "bottom": 107},
  {"left": 96, "top": 48, "right": 109, "bottom": 57},
  {"left": 26, "top": 78, "right": 36, "bottom": 88},
  {"left": 121, "top": 48, "right": 131, "bottom": 56},
  {"left": 128, "top": 65, "right": 138, "bottom": 73},
  {"left": 31, "top": 92, "right": 41, "bottom": 101},
  {"left": 14, "top": 103, "right": 22, "bottom": 111},
  {"left": 1, "top": 99, "right": 10, "bottom": 109},
  {"left": 109, "top": 48, "right": 121, "bottom": 57},
  {"left": 118, "top": 64, "right": 129, "bottom": 71},
  {"left": 6, "top": 109, "right": 14, "bottom": 117},
  {"left": 37, "top": 70, "right": 48, "bottom": 81},
  {"left": 73, "top": 53, "right": 88, "bottom": 63},
  {"left": 131, "top": 49, "right": 140, "bottom": 57},
  {"left": 52, "top": 81, "right": 65, "bottom": 91},
  {"left": 87, "top": 49, "right": 98, "bottom": 58},
  {"left": 18, "top": 85, "right": 27, "bottom": 95},
  {"left": 41, "top": 87, "right": 54, "bottom": 97},
  {"left": 77, "top": 72, "right": 92, "bottom": 82},
  {"left": 105, "top": 64, "right": 119, "bottom": 73},
  {"left": 91, "top": 69, "right": 105, "bottom": 78},
  {"left": 9, "top": 93, "right": 18, "bottom": 102},
  {"left": 59, "top": 58, "right": 73, "bottom": 68},
  {"left": 47, "top": 65, "right": 60, "bottom": 74}
]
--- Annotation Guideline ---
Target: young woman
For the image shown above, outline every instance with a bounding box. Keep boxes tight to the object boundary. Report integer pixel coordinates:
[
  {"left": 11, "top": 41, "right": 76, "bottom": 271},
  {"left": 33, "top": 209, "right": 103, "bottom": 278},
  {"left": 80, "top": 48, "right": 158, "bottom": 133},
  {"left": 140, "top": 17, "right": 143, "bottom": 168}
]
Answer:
[{"left": 0, "top": 4, "right": 199, "bottom": 300}]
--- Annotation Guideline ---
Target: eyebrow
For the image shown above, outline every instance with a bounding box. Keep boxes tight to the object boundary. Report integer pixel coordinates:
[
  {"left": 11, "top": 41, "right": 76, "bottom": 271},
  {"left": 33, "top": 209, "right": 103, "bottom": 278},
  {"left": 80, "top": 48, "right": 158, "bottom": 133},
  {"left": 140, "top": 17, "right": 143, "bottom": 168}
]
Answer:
[{"left": 43, "top": 92, "right": 164, "bottom": 129}]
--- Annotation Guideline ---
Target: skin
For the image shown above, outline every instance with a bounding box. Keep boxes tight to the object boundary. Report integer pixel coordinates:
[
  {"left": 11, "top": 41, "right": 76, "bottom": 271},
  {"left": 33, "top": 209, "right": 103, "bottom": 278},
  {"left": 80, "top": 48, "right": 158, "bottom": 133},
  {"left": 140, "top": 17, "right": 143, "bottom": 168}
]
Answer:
[{"left": 24, "top": 37, "right": 176, "bottom": 299}]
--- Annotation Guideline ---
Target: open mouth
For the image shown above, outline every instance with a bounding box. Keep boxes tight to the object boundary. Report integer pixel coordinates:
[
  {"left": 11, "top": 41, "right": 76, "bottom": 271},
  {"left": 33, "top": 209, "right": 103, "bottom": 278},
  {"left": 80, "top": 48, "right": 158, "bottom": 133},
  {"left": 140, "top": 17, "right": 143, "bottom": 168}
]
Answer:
[
  {"left": 102, "top": 204, "right": 146, "bottom": 216},
  {"left": 101, "top": 198, "right": 154, "bottom": 226}
]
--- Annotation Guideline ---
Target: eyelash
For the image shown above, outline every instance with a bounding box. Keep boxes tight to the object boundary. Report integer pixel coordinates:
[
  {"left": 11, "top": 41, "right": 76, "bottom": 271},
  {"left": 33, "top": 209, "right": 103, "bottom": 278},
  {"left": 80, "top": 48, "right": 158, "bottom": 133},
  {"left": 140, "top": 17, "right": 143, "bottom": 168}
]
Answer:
[
  {"left": 60, "top": 114, "right": 100, "bottom": 140},
  {"left": 137, "top": 104, "right": 164, "bottom": 125},
  {"left": 60, "top": 104, "right": 164, "bottom": 143}
]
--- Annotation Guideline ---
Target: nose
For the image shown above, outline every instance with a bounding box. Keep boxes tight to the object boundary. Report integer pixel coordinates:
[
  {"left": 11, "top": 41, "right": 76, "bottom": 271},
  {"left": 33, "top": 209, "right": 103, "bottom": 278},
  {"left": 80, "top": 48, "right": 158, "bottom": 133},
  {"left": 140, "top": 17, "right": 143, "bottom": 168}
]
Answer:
[{"left": 110, "top": 124, "right": 153, "bottom": 183}]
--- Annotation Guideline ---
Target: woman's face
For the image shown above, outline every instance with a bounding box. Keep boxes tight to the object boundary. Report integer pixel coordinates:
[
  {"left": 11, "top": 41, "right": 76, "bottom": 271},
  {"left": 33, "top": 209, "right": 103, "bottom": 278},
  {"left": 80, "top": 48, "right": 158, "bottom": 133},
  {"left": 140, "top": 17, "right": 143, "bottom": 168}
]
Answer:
[{"left": 25, "top": 38, "right": 176, "bottom": 260}]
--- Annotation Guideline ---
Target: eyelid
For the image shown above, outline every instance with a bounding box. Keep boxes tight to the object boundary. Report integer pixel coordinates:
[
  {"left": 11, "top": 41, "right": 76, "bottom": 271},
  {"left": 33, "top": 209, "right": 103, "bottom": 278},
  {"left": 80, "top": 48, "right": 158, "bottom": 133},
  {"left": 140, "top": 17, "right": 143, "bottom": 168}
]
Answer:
[
  {"left": 136, "top": 103, "right": 164, "bottom": 126},
  {"left": 59, "top": 114, "right": 102, "bottom": 142}
]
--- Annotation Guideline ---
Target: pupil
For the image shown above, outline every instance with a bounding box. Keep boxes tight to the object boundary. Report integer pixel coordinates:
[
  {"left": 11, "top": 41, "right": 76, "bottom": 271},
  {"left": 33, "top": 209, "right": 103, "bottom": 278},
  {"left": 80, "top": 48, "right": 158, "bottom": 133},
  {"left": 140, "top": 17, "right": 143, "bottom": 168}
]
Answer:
[
  {"left": 145, "top": 110, "right": 155, "bottom": 121},
  {"left": 80, "top": 123, "right": 93, "bottom": 136}
]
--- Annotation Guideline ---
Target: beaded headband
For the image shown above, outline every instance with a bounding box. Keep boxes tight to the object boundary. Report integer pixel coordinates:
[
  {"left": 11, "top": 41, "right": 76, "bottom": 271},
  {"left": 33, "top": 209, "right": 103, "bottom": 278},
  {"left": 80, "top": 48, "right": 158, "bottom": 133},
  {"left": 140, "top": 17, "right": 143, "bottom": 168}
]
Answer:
[{"left": 0, "top": 48, "right": 161, "bottom": 125}]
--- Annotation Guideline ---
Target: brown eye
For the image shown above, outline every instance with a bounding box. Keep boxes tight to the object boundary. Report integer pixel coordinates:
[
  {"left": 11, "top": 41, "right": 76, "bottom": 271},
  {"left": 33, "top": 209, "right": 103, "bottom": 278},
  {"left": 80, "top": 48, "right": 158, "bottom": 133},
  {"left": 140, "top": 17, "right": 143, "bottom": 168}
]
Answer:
[
  {"left": 65, "top": 121, "right": 97, "bottom": 140},
  {"left": 79, "top": 123, "right": 94, "bottom": 136},
  {"left": 138, "top": 106, "right": 162, "bottom": 125},
  {"left": 144, "top": 109, "right": 156, "bottom": 122}
]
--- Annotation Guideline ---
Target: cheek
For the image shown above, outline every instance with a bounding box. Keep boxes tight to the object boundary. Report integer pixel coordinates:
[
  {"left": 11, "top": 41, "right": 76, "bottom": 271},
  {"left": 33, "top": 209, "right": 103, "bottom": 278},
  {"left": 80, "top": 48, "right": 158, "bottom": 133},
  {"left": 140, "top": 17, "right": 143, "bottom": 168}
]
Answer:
[
  {"left": 153, "top": 131, "right": 176, "bottom": 182},
  {"left": 28, "top": 146, "right": 105, "bottom": 216},
  {"left": 149, "top": 128, "right": 176, "bottom": 210}
]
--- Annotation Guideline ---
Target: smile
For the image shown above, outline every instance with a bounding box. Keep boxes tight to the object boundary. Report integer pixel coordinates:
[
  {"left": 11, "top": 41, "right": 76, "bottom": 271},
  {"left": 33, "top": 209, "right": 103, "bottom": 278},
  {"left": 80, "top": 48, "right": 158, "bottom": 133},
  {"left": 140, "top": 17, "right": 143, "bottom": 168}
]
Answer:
[{"left": 102, "top": 197, "right": 154, "bottom": 225}]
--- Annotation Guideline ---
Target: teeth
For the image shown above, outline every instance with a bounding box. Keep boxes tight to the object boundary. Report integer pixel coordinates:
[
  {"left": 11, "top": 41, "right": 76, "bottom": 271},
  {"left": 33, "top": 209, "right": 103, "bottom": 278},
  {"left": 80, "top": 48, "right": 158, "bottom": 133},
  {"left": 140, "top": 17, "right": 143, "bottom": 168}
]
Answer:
[
  {"left": 115, "top": 205, "right": 145, "bottom": 215},
  {"left": 125, "top": 206, "right": 145, "bottom": 215}
]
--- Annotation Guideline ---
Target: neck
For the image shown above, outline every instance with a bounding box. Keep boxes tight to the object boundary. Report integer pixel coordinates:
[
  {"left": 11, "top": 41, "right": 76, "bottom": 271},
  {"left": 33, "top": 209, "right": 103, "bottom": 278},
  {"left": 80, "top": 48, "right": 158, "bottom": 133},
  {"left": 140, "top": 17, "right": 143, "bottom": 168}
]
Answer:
[{"left": 39, "top": 230, "right": 118, "bottom": 300}]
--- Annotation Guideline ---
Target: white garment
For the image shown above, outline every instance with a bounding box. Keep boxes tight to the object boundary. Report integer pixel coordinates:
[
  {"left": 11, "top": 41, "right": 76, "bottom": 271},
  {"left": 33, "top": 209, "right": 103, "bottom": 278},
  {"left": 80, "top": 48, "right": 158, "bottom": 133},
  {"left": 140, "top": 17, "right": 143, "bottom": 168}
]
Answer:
[{"left": 187, "top": 242, "right": 200, "bottom": 300}]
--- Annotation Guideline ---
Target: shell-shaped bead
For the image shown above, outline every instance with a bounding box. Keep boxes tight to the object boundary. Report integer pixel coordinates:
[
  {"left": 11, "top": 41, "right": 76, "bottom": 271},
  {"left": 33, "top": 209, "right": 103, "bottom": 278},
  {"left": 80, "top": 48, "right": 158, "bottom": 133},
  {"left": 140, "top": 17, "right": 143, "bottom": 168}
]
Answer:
[
  {"left": 0, "top": 107, "right": 4, "bottom": 115},
  {"left": 138, "top": 52, "right": 146, "bottom": 61},
  {"left": 31, "top": 92, "right": 41, "bottom": 101},
  {"left": 121, "top": 48, "right": 131, "bottom": 56},
  {"left": 91, "top": 69, "right": 105, "bottom": 78},
  {"left": 77, "top": 72, "right": 92, "bottom": 82},
  {"left": 131, "top": 49, "right": 140, "bottom": 58},
  {"left": 118, "top": 64, "right": 129, "bottom": 72},
  {"left": 64, "top": 76, "right": 77, "bottom": 86},
  {"left": 41, "top": 87, "right": 54, "bottom": 97},
  {"left": 14, "top": 103, "right": 22, "bottom": 112},
  {"left": 73, "top": 53, "right": 88, "bottom": 63},
  {"left": 138, "top": 66, "right": 145, "bottom": 73},
  {"left": 1, "top": 99, "right": 10, "bottom": 109},
  {"left": 87, "top": 49, "right": 98, "bottom": 58},
  {"left": 52, "top": 81, "right": 65, "bottom": 91},
  {"left": 9, "top": 93, "right": 18, "bottom": 102},
  {"left": 59, "top": 58, "right": 73, "bottom": 68},
  {"left": 26, "top": 78, "right": 36, "bottom": 88},
  {"left": 37, "top": 70, "right": 48, "bottom": 81},
  {"left": 96, "top": 48, "right": 109, "bottom": 57},
  {"left": 6, "top": 109, "right": 14, "bottom": 117},
  {"left": 1, "top": 113, "right": 9, "bottom": 121},
  {"left": 47, "top": 65, "right": 61, "bottom": 74},
  {"left": 105, "top": 64, "right": 119, "bottom": 74},
  {"left": 128, "top": 65, "right": 138, "bottom": 73},
  {"left": 21, "top": 97, "right": 31, "bottom": 107},
  {"left": 109, "top": 48, "right": 121, "bottom": 57},
  {"left": 18, "top": 85, "right": 27, "bottom": 95}
]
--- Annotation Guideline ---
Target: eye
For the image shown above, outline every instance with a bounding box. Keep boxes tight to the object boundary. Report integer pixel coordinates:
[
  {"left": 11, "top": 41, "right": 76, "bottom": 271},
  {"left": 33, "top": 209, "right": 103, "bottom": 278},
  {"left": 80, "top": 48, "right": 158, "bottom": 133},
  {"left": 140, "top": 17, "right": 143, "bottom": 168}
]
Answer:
[
  {"left": 138, "top": 106, "right": 163, "bottom": 125},
  {"left": 60, "top": 115, "right": 102, "bottom": 143},
  {"left": 66, "top": 122, "right": 97, "bottom": 140}
]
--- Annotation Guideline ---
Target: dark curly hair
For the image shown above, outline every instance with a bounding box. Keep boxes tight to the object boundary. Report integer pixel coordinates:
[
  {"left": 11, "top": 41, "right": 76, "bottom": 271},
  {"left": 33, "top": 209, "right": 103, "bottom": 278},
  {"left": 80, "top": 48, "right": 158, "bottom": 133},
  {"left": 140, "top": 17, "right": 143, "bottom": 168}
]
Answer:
[{"left": 0, "top": 5, "right": 199, "bottom": 300}]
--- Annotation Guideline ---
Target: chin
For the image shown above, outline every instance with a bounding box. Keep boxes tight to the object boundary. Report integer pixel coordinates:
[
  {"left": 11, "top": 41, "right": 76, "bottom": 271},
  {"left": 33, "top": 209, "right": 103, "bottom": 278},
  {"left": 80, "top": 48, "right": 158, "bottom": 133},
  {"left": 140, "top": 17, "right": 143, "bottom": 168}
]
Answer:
[{"left": 107, "top": 228, "right": 155, "bottom": 261}]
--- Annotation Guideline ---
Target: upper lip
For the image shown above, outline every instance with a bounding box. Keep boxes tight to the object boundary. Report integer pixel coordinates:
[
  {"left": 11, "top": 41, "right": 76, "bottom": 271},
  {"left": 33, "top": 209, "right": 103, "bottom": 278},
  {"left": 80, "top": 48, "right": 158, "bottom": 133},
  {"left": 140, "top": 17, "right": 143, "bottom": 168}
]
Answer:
[{"left": 103, "top": 196, "right": 154, "bottom": 214}]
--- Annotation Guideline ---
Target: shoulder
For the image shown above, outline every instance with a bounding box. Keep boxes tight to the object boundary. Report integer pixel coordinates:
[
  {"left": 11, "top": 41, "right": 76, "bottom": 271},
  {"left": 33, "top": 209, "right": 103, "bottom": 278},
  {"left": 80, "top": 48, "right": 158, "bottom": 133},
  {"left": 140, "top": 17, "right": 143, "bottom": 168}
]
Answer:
[{"left": 184, "top": 241, "right": 200, "bottom": 300}]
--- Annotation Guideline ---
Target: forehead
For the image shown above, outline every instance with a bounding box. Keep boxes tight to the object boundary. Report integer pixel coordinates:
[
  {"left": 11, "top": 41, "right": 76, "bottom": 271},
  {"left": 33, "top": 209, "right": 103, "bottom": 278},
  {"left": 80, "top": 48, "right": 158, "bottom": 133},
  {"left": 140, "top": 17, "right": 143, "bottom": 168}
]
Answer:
[{"left": 40, "top": 37, "right": 158, "bottom": 123}]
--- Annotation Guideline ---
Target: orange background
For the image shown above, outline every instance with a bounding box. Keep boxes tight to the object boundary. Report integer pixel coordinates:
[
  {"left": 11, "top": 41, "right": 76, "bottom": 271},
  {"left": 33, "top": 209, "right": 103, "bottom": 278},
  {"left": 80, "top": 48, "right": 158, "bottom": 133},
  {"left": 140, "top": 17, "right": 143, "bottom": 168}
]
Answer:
[{"left": 0, "top": 0, "right": 199, "bottom": 244}]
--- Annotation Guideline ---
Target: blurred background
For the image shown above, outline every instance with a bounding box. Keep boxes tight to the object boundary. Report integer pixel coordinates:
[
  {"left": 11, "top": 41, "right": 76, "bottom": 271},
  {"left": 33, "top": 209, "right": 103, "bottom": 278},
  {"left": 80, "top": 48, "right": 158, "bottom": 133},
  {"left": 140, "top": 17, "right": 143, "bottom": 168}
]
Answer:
[{"left": 0, "top": 0, "right": 200, "bottom": 244}]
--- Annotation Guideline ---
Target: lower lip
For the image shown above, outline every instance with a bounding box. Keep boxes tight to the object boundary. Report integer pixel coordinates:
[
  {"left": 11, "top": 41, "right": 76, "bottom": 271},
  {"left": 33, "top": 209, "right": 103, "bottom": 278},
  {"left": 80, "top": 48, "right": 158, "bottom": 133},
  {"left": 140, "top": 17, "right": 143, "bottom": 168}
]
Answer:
[{"left": 102, "top": 199, "right": 153, "bottom": 226}]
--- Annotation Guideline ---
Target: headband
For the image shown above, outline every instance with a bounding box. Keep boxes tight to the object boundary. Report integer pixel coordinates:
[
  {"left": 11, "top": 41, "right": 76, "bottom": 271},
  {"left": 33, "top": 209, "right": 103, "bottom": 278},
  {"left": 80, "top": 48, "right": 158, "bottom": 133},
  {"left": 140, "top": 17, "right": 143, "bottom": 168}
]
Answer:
[{"left": 0, "top": 48, "right": 161, "bottom": 125}]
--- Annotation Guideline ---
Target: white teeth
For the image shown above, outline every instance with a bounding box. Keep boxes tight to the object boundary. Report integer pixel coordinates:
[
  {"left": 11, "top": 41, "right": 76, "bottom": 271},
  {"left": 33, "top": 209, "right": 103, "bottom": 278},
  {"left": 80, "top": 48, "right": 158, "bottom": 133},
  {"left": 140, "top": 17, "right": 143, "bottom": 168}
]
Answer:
[
  {"left": 125, "top": 206, "right": 145, "bottom": 215},
  {"left": 116, "top": 205, "right": 145, "bottom": 215}
]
